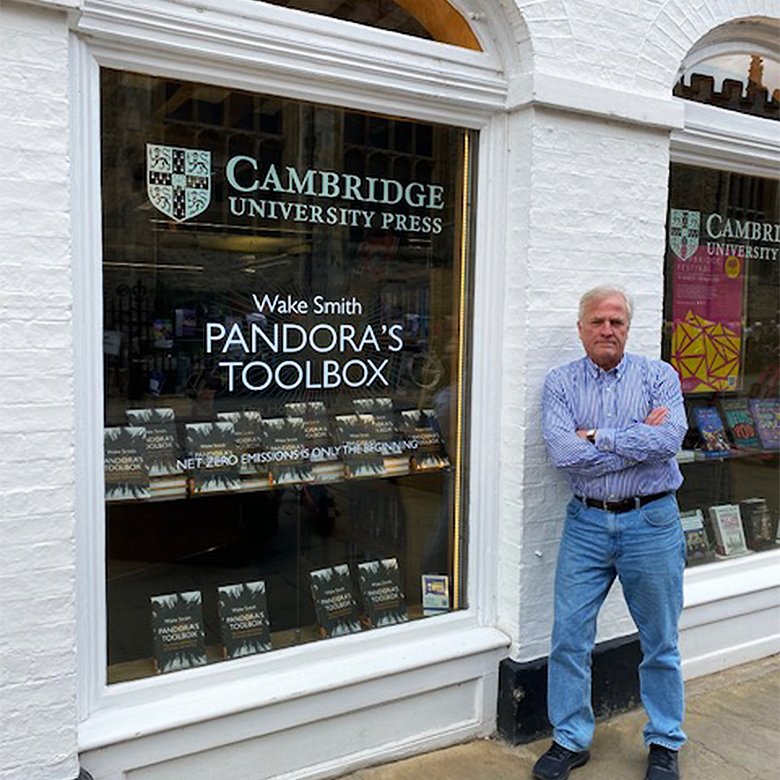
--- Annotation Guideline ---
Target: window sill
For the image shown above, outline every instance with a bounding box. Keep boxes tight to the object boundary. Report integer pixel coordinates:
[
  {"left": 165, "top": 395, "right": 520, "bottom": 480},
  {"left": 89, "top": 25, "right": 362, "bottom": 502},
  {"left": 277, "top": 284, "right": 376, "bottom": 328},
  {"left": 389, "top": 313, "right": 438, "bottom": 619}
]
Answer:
[
  {"left": 78, "top": 614, "right": 509, "bottom": 751},
  {"left": 683, "top": 546, "right": 780, "bottom": 609}
]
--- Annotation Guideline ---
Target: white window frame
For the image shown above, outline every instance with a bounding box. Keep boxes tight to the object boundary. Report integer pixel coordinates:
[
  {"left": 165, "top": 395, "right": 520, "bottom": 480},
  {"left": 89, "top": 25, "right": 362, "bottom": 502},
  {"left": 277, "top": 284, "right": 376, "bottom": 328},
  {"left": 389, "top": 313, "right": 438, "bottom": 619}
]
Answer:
[
  {"left": 71, "top": 0, "right": 512, "bottom": 747},
  {"left": 670, "top": 99, "right": 780, "bottom": 177}
]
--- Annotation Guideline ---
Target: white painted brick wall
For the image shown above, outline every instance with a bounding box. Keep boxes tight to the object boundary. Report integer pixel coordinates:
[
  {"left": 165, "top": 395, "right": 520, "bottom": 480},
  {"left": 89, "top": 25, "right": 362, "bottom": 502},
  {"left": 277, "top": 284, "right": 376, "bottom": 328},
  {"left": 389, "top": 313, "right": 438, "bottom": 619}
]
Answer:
[
  {"left": 498, "top": 106, "right": 675, "bottom": 660},
  {"left": 494, "top": 107, "right": 534, "bottom": 643},
  {"left": 0, "top": 2, "right": 78, "bottom": 780},
  {"left": 512, "top": 0, "right": 780, "bottom": 94}
]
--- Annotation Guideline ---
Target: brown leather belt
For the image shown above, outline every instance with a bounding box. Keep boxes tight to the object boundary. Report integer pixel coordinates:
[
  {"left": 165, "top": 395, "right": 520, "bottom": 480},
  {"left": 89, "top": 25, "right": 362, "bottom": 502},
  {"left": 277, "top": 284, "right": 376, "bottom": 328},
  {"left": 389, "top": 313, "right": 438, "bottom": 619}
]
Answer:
[{"left": 575, "top": 491, "right": 670, "bottom": 514}]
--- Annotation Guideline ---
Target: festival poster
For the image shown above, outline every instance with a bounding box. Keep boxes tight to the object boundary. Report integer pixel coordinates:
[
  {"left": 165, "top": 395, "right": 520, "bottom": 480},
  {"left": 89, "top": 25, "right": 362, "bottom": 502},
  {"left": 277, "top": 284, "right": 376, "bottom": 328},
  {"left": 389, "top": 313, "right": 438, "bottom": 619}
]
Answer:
[{"left": 669, "top": 213, "right": 744, "bottom": 393}]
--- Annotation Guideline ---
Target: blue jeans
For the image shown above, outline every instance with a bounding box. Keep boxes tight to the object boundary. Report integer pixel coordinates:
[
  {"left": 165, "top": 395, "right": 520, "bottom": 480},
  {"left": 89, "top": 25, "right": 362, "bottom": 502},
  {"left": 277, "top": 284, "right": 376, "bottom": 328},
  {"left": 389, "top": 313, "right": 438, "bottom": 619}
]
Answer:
[{"left": 548, "top": 493, "right": 686, "bottom": 752}]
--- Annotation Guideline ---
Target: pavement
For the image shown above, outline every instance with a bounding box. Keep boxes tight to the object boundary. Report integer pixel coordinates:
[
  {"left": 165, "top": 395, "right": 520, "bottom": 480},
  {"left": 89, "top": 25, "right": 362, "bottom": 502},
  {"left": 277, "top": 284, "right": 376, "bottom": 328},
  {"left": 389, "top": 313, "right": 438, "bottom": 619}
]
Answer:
[{"left": 337, "top": 654, "right": 780, "bottom": 780}]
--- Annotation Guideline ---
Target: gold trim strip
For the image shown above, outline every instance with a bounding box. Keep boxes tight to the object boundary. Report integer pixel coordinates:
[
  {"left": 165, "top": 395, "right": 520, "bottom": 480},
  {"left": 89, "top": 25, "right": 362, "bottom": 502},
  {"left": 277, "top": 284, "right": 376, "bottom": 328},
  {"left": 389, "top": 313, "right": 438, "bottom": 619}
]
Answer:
[{"left": 453, "top": 131, "right": 470, "bottom": 610}]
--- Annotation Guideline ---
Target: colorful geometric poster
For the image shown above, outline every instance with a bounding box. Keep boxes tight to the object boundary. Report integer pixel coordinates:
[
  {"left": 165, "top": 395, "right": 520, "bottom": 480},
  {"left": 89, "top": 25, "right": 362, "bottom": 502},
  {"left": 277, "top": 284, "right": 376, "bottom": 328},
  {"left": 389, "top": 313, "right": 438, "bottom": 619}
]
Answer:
[{"left": 670, "top": 246, "right": 744, "bottom": 394}]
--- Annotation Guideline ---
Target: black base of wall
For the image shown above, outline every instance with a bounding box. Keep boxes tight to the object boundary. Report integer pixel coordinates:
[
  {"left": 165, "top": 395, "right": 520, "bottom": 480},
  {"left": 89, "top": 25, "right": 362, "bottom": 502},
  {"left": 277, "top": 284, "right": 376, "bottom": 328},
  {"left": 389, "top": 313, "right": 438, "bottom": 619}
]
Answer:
[{"left": 497, "top": 634, "right": 643, "bottom": 745}]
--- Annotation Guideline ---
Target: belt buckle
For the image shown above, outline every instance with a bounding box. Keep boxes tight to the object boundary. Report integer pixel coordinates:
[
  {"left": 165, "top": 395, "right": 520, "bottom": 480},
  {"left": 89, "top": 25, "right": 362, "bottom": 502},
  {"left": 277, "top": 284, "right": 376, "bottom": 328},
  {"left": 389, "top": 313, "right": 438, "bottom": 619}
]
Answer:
[{"left": 633, "top": 496, "right": 641, "bottom": 510}]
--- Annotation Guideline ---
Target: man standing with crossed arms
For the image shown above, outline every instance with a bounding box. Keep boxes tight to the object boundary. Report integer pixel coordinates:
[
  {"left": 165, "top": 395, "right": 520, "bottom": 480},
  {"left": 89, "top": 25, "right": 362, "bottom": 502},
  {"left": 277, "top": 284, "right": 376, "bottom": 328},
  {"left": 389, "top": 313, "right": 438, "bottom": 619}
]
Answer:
[{"left": 533, "top": 286, "right": 687, "bottom": 780}]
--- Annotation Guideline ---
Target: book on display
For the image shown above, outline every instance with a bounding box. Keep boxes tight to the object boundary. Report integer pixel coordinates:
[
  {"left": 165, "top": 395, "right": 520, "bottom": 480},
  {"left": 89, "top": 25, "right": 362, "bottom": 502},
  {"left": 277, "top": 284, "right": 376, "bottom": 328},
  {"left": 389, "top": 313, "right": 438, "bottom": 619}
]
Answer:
[
  {"left": 184, "top": 421, "right": 241, "bottom": 493},
  {"left": 718, "top": 398, "right": 761, "bottom": 448},
  {"left": 217, "top": 410, "right": 267, "bottom": 484},
  {"left": 333, "top": 413, "right": 386, "bottom": 479},
  {"left": 357, "top": 558, "right": 408, "bottom": 627},
  {"left": 421, "top": 573, "right": 450, "bottom": 616},
  {"left": 104, "top": 426, "right": 150, "bottom": 500},
  {"left": 262, "top": 416, "right": 314, "bottom": 485},
  {"left": 309, "top": 564, "right": 362, "bottom": 637},
  {"left": 679, "top": 508, "right": 714, "bottom": 565},
  {"left": 126, "top": 407, "right": 186, "bottom": 497},
  {"left": 748, "top": 399, "right": 780, "bottom": 449},
  {"left": 692, "top": 406, "right": 731, "bottom": 455},
  {"left": 400, "top": 408, "right": 450, "bottom": 471},
  {"left": 150, "top": 590, "right": 208, "bottom": 674},
  {"left": 707, "top": 504, "right": 749, "bottom": 557},
  {"left": 739, "top": 498, "right": 776, "bottom": 551},
  {"left": 217, "top": 580, "right": 272, "bottom": 658}
]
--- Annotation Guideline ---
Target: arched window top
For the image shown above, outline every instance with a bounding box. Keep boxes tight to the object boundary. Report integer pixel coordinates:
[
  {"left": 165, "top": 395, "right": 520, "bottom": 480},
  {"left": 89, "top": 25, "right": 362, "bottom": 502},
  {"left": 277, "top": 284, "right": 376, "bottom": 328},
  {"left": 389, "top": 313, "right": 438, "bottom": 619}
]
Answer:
[
  {"left": 674, "top": 18, "right": 780, "bottom": 121},
  {"left": 258, "top": 0, "right": 482, "bottom": 51}
]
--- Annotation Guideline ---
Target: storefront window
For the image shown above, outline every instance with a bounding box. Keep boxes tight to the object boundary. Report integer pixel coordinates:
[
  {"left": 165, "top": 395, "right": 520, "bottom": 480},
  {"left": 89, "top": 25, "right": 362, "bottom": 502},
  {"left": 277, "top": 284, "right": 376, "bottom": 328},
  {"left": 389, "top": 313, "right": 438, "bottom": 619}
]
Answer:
[
  {"left": 101, "top": 69, "right": 475, "bottom": 682},
  {"left": 664, "top": 163, "right": 779, "bottom": 566}
]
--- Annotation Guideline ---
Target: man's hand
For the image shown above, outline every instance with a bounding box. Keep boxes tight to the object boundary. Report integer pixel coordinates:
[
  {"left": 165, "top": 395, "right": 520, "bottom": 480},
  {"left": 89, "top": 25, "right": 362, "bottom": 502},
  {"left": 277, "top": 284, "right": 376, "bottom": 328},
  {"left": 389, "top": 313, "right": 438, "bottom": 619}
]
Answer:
[
  {"left": 575, "top": 429, "right": 589, "bottom": 439},
  {"left": 645, "top": 407, "right": 669, "bottom": 426}
]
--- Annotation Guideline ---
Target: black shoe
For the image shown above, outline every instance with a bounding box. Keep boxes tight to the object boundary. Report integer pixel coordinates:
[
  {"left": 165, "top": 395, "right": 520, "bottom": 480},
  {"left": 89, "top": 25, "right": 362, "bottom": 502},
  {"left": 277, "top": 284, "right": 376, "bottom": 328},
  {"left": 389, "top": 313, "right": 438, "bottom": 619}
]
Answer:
[
  {"left": 532, "top": 741, "right": 590, "bottom": 780},
  {"left": 645, "top": 744, "right": 680, "bottom": 780}
]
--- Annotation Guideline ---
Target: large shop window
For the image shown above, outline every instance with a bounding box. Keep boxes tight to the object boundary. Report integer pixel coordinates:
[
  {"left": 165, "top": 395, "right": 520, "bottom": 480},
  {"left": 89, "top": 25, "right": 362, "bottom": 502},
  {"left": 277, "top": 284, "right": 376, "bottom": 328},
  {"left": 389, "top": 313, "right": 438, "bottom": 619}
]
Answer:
[
  {"left": 664, "top": 163, "right": 779, "bottom": 567},
  {"left": 101, "top": 69, "right": 475, "bottom": 683}
]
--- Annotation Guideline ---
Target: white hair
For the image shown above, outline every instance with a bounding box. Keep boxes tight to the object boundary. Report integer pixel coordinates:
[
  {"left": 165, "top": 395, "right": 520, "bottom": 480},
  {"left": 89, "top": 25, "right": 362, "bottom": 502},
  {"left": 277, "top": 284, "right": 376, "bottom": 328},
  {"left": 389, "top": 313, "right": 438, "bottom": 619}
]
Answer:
[{"left": 578, "top": 286, "right": 634, "bottom": 324}]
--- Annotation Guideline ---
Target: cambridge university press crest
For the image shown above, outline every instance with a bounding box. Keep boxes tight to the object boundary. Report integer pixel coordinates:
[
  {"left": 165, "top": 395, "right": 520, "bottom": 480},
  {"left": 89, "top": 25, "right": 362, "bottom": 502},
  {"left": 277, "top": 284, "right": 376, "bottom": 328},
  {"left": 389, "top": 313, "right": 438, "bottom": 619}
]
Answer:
[
  {"left": 147, "top": 144, "right": 211, "bottom": 222},
  {"left": 669, "top": 208, "right": 701, "bottom": 261}
]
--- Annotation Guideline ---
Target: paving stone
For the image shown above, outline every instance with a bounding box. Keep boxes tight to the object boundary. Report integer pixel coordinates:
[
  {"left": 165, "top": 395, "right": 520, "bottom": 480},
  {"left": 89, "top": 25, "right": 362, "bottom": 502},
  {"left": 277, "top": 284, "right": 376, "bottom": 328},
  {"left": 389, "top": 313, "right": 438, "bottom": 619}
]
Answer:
[{"left": 337, "top": 655, "right": 780, "bottom": 780}]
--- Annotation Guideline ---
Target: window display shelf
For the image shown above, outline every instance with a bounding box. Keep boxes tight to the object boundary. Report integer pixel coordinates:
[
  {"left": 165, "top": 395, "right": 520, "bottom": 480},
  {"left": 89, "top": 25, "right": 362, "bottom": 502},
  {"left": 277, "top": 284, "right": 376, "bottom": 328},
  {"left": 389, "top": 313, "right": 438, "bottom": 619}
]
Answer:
[
  {"left": 107, "top": 458, "right": 452, "bottom": 504},
  {"left": 677, "top": 448, "right": 779, "bottom": 463},
  {"left": 107, "top": 604, "right": 434, "bottom": 685}
]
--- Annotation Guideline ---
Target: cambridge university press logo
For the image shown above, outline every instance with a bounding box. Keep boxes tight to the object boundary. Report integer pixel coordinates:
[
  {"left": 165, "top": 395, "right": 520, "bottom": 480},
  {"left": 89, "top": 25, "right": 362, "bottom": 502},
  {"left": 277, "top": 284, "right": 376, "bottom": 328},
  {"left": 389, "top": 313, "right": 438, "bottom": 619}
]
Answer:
[
  {"left": 669, "top": 208, "right": 701, "bottom": 261},
  {"left": 147, "top": 144, "right": 212, "bottom": 222}
]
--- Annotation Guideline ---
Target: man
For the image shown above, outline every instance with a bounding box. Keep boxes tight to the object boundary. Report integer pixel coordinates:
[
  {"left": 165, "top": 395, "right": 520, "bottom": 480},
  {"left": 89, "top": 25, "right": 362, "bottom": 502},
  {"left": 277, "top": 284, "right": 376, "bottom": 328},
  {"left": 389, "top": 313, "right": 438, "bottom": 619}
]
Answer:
[{"left": 534, "top": 286, "right": 688, "bottom": 780}]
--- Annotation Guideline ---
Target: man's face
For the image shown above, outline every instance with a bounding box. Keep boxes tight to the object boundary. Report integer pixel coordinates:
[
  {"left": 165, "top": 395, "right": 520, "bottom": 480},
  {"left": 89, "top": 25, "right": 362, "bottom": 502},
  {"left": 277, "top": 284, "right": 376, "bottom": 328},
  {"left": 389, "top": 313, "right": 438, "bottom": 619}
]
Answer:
[{"left": 578, "top": 294, "right": 630, "bottom": 371}]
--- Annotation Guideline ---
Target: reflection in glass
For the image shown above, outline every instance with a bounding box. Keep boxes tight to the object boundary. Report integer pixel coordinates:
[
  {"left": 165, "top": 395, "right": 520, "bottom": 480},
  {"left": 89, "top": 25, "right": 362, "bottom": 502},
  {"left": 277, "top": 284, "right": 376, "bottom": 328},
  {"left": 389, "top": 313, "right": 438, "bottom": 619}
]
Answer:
[{"left": 675, "top": 53, "right": 780, "bottom": 120}]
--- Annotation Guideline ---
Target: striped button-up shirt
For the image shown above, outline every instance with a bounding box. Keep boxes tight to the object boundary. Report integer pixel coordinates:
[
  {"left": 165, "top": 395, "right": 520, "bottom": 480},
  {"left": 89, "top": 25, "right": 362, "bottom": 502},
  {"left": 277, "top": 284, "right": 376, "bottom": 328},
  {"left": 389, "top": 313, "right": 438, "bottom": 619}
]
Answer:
[{"left": 542, "top": 353, "right": 687, "bottom": 501}]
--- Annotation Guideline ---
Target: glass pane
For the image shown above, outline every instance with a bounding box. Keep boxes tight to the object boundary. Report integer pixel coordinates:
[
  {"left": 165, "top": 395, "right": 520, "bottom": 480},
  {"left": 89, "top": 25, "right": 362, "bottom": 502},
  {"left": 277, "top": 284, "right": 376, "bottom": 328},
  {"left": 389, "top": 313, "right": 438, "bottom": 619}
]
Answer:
[
  {"left": 265, "top": 0, "right": 430, "bottom": 38},
  {"left": 101, "top": 69, "right": 475, "bottom": 682},
  {"left": 664, "top": 164, "right": 779, "bottom": 566},
  {"left": 674, "top": 53, "right": 780, "bottom": 120},
  {"left": 259, "top": 0, "right": 482, "bottom": 50}
]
